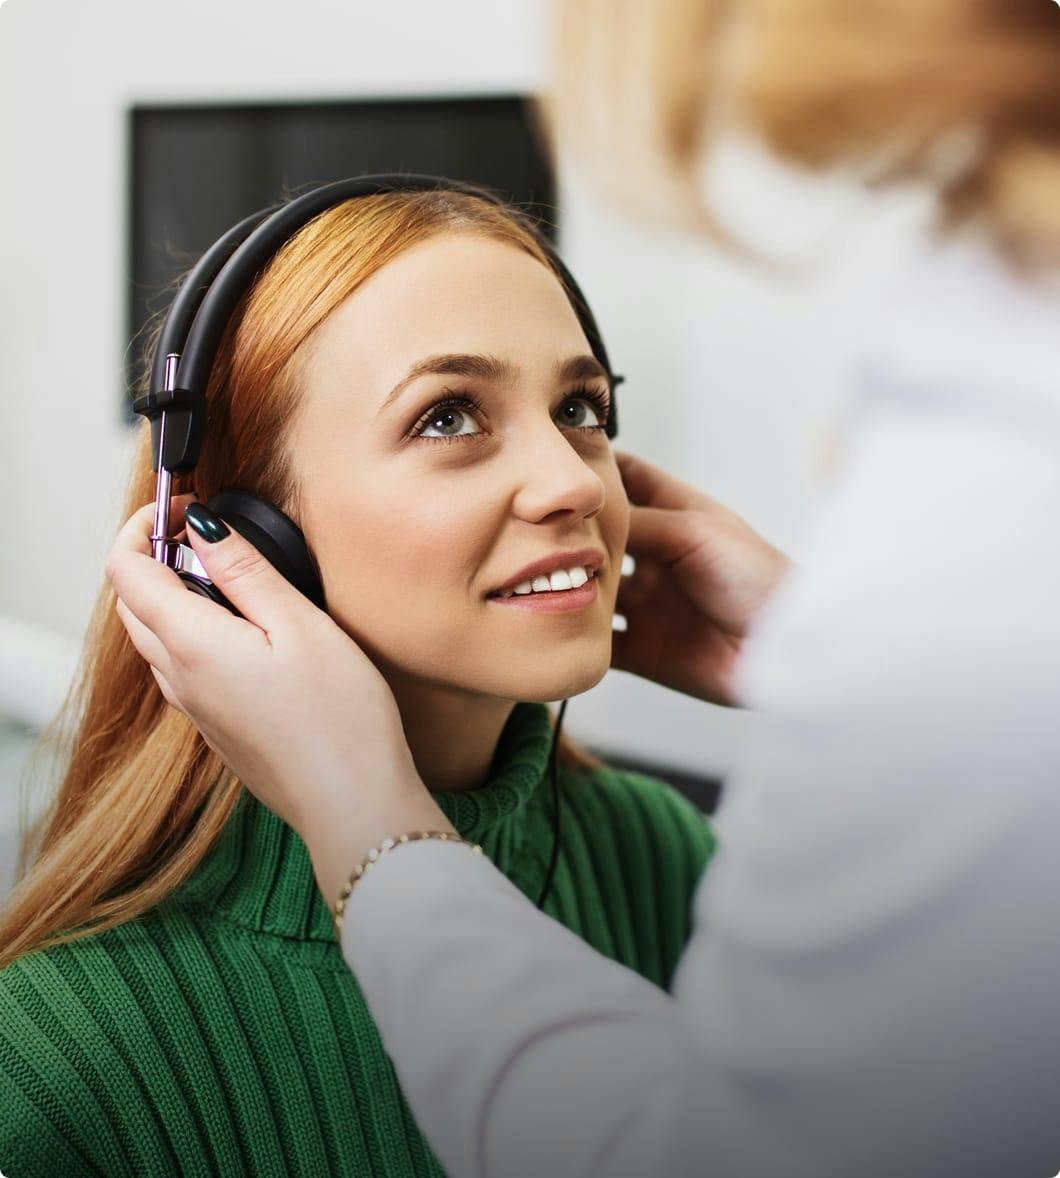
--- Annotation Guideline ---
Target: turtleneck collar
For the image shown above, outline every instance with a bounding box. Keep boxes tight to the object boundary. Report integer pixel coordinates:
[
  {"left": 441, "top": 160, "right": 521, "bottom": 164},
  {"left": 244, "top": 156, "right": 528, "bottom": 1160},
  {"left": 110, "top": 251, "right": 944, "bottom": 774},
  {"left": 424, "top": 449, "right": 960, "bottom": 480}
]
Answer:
[
  {"left": 171, "top": 701, "right": 555, "bottom": 942},
  {"left": 431, "top": 700, "right": 554, "bottom": 841}
]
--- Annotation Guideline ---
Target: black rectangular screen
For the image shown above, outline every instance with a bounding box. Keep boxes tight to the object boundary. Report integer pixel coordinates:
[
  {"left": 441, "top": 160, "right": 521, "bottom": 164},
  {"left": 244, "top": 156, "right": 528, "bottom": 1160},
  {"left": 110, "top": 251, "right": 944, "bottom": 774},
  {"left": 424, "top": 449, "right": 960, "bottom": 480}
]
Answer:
[{"left": 127, "top": 95, "right": 556, "bottom": 410}]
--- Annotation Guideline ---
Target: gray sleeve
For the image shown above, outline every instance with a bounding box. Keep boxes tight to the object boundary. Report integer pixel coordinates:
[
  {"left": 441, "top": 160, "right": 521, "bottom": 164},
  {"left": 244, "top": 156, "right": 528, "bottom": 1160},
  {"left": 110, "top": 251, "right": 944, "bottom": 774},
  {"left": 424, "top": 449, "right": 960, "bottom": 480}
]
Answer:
[{"left": 341, "top": 257, "right": 1060, "bottom": 1178}]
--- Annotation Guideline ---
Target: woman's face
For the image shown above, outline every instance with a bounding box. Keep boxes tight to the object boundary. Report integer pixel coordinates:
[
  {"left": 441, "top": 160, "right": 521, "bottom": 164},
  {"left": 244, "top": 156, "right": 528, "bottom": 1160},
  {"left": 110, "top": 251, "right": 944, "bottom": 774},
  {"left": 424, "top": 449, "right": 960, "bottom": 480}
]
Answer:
[{"left": 288, "top": 232, "right": 630, "bottom": 704}]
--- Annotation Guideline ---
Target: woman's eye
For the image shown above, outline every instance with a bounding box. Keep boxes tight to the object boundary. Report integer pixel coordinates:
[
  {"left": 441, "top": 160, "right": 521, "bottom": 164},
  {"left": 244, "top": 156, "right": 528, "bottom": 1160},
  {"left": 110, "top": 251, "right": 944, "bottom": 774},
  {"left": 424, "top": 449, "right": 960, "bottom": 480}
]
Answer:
[
  {"left": 411, "top": 389, "right": 608, "bottom": 444},
  {"left": 555, "top": 397, "right": 605, "bottom": 430},
  {"left": 418, "top": 406, "right": 483, "bottom": 439}
]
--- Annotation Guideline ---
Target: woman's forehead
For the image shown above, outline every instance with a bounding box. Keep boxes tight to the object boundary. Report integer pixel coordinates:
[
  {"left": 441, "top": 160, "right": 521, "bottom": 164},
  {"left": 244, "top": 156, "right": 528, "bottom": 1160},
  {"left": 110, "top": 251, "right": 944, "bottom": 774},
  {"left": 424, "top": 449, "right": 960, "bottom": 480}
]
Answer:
[
  {"left": 305, "top": 235, "right": 590, "bottom": 397},
  {"left": 354, "top": 234, "right": 570, "bottom": 319}
]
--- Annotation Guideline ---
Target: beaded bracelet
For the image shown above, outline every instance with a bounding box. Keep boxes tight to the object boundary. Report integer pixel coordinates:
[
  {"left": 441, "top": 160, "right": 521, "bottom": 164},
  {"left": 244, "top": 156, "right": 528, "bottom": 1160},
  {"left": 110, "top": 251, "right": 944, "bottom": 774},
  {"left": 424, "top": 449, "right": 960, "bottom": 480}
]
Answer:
[{"left": 332, "top": 830, "right": 483, "bottom": 932}]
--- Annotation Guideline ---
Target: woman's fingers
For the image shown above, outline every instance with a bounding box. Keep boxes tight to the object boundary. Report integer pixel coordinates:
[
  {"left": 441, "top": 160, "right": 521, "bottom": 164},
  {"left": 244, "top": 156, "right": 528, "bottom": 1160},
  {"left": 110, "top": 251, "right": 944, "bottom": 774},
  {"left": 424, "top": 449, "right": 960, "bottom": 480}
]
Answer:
[
  {"left": 149, "top": 665, "right": 184, "bottom": 713},
  {"left": 111, "top": 495, "right": 198, "bottom": 558},
  {"left": 614, "top": 449, "right": 711, "bottom": 512},
  {"left": 115, "top": 595, "right": 186, "bottom": 712},
  {"left": 183, "top": 505, "right": 321, "bottom": 637},
  {"left": 105, "top": 496, "right": 220, "bottom": 642},
  {"left": 614, "top": 565, "right": 651, "bottom": 617},
  {"left": 115, "top": 596, "right": 174, "bottom": 678},
  {"left": 624, "top": 503, "right": 704, "bottom": 565}
]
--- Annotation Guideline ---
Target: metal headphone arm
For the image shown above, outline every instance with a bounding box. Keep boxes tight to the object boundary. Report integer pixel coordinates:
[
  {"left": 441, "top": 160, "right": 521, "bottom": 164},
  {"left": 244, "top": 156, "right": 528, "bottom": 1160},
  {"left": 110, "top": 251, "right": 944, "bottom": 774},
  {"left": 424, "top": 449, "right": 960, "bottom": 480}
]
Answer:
[{"left": 149, "top": 352, "right": 212, "bottom": 586}]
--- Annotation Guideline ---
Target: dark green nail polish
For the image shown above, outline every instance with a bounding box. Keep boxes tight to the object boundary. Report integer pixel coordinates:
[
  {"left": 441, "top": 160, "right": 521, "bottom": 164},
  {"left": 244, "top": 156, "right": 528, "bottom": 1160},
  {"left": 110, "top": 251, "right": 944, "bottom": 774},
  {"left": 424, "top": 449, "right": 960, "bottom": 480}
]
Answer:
[{"left": 185, "top": 503, "right": 230, "bottom": 543}]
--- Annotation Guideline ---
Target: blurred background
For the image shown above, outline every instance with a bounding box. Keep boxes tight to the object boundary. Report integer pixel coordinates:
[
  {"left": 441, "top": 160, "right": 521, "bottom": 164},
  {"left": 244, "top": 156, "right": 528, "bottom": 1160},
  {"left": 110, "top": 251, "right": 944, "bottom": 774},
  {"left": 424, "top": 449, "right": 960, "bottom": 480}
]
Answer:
[{"left": 0, "top": 0, "right": 929, "bottom": 897}]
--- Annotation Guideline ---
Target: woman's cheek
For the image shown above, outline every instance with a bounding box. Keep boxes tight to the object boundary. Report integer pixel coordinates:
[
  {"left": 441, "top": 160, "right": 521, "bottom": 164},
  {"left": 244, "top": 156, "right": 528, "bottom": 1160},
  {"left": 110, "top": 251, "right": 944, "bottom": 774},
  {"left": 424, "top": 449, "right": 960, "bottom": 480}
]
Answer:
[{"left": 602, "top": 464, "right": 631, "bottom": 550}]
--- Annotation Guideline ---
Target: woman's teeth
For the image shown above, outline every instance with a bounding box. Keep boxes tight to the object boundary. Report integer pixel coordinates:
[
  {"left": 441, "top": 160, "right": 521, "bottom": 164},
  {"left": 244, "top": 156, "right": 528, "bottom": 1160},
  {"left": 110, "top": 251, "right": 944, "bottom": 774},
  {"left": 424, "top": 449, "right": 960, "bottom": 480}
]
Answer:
[{"left": 495, "top": 566, "right": 593, "bottom": 599}]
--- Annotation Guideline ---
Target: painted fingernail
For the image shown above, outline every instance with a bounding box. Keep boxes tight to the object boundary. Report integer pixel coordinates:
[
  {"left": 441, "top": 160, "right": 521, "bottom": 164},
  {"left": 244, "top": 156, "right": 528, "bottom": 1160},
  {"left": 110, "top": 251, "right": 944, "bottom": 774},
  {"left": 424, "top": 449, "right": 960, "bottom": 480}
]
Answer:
[{"left": 185, "top": 503, "right": 230, "bottom": 543}]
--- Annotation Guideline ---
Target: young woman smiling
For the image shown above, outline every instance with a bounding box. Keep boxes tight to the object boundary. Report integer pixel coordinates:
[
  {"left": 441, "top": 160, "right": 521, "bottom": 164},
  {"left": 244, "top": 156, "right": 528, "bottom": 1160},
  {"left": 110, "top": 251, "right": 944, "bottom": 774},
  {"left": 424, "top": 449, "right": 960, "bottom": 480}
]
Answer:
[
  {"left": 0, "top": 189, "right": 746, "bottom": 1177},
  {"left": 73, "top": 3, "right": 1060, "bottom": 1175}
]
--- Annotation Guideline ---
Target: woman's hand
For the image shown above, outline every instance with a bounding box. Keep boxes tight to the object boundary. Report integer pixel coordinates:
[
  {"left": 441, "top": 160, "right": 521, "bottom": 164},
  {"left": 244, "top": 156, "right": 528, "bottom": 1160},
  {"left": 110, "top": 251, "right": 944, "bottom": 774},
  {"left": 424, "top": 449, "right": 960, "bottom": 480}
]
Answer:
[
  {"left": 105, "top": 497, "right": 453, "bottom": 905},
  {"left": 612, "top": 451, "right": 791, "bottom": 707}
]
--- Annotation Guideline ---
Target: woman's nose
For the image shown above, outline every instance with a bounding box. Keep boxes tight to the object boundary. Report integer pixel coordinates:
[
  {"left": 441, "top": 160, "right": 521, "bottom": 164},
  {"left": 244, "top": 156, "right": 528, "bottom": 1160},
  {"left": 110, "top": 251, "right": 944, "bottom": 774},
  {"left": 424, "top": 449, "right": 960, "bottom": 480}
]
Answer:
[{"left": 508, "top": 426, "right": 607, "bottom": 526}]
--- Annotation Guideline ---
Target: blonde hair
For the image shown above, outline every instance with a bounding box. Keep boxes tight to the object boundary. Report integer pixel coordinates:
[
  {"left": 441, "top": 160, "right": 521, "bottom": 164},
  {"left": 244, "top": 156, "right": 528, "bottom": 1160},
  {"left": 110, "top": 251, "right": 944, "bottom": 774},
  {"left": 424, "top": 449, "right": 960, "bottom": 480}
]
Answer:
[
  {"left": 0, "top": 189, "right": 602, "bottom": 971},
  {"left": 551, "top": 0, "right": 1060, "bottom": 261}
]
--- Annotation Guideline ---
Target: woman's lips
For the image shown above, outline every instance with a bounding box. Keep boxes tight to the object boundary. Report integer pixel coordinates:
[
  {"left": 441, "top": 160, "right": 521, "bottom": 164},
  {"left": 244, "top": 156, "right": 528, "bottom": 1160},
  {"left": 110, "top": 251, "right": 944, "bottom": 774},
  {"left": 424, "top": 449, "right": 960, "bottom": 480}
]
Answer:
[{"left": 486, "top": 573, "right": 600, "bottom": 614}]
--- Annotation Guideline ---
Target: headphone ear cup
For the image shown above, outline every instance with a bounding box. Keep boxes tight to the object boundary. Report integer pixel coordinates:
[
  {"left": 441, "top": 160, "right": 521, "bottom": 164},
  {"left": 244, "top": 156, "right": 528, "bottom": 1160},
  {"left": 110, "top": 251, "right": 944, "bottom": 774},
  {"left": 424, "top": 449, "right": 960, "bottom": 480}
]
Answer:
[
  {"left": 178, "top": 570, "right": 236, "bottom": 612},
  {"left": 205, "top": 490, "right": 326, "bottom": 611}
]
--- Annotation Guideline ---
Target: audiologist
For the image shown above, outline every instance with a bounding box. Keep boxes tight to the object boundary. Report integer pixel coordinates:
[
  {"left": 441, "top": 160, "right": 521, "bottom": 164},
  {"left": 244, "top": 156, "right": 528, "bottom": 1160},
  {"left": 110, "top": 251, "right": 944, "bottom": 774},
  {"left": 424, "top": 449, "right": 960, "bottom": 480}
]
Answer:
[{"left": 104, "top": 2, "right": 1060, "bottom": 1175}]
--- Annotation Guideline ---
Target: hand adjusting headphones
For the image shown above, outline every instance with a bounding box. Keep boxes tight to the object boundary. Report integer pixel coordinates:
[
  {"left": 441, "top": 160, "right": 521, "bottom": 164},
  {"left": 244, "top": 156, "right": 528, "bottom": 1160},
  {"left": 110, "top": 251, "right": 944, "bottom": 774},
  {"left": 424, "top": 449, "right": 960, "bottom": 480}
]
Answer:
[{"left": 133, "top": 173, "right": 622, "bottom": 910}]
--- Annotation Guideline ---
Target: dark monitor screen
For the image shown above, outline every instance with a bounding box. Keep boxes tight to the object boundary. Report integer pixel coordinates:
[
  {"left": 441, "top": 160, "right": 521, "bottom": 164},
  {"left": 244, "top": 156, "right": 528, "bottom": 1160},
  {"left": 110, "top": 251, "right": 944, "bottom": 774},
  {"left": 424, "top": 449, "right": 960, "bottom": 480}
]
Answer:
[{"left": 126, "top": 95, "right": 556, "bottom": 409}]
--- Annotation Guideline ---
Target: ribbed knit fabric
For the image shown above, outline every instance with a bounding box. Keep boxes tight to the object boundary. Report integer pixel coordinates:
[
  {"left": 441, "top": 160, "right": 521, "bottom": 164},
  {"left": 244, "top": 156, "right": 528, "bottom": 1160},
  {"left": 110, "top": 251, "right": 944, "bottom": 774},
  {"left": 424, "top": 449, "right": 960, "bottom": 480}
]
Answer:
[{"left": 0, "top": 703, "right": 715, "bottom": 1177}]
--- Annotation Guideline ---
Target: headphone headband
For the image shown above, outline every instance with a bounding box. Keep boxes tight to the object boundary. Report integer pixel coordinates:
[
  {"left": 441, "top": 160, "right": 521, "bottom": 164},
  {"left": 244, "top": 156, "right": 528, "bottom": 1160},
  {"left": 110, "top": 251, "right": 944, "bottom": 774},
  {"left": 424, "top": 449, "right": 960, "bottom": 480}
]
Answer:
[{"left": 134, "top": 173, "right": 620, "bottom": 471}]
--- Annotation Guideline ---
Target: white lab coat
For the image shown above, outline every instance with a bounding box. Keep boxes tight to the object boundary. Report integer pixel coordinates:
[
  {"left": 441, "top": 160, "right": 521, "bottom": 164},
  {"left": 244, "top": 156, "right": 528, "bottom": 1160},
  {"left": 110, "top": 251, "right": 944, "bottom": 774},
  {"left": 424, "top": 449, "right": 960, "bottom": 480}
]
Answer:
[{"left": 341, "top": 231, "right": 1060, "bottom": 1178}]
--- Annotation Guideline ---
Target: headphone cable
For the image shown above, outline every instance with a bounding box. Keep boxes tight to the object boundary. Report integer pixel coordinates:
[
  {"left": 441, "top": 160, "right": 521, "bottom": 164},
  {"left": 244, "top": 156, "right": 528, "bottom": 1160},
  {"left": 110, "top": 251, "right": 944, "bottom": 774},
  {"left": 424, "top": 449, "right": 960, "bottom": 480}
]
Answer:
[{"left": 536, "top": 699, "right": 567, "bottom": 909}]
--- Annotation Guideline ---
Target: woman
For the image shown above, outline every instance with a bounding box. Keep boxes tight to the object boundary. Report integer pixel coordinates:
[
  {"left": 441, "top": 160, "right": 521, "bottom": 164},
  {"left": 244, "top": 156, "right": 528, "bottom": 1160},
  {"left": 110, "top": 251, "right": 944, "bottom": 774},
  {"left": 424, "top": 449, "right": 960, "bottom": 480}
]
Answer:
[
  {"left": 100, "top": 1, "right": 1060, "bottom": 1176},
  {"left": 0, "top": 190, "right": 741, "bottom": 1176}
]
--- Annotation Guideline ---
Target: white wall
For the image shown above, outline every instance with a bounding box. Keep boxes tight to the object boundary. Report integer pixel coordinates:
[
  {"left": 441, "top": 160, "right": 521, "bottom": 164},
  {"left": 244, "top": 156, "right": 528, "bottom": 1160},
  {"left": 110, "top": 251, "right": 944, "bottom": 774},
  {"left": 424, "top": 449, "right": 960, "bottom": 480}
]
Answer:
[{"left": 0, "top": 0, "right": 928, "bottom": 782}]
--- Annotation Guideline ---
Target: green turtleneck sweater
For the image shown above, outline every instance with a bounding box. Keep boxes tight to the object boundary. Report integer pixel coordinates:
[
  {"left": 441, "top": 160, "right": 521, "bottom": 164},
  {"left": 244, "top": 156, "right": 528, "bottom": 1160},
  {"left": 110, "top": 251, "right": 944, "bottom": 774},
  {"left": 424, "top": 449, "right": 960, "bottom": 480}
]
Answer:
[{"left": 0, "top": 703, "right": 715, "bottom": 1177}]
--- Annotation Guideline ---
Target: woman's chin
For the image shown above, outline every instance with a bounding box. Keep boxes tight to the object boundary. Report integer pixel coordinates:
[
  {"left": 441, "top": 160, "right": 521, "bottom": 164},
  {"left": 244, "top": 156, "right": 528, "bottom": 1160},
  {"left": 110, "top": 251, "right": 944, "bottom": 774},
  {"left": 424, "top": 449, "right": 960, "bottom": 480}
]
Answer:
[
  {"left": 505, "top": 656, "right": 611, "bottom": 704},
  {"left": 367, "top": 629, "right": 614, "bottom": 704}
]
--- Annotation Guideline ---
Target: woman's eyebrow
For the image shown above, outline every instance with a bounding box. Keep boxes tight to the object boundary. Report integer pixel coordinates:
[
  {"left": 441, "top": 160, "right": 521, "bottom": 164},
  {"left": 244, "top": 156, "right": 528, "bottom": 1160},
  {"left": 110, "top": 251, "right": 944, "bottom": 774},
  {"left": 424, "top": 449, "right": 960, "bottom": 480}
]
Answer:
[
  {"left": 557, "top": 355, "right": 609, "bottom": 386},
  {"left": 377, "top": 352, "right": 611, "bottom": 417},
  {"left": 377, "top": 353, "right": 516, "bottom": 416}
]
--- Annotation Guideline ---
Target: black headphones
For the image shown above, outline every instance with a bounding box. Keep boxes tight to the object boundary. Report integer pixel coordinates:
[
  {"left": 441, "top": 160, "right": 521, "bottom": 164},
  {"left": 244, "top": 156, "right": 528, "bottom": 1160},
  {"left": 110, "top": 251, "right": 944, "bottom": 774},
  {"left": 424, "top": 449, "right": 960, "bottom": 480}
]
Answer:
[
  {"left": 133, "top": 173, "right": 621, "bottom": 613},
  {"left": 133, "top": 173, "right": 619, "bottom": 908}
]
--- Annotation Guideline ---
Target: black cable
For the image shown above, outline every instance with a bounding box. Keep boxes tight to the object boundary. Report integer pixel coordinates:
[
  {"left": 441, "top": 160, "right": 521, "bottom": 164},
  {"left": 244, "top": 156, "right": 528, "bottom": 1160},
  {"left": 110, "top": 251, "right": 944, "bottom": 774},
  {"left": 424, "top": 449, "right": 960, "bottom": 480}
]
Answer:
[{"left": 536, "top": 699, "right": 568, "bottom": 909}]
